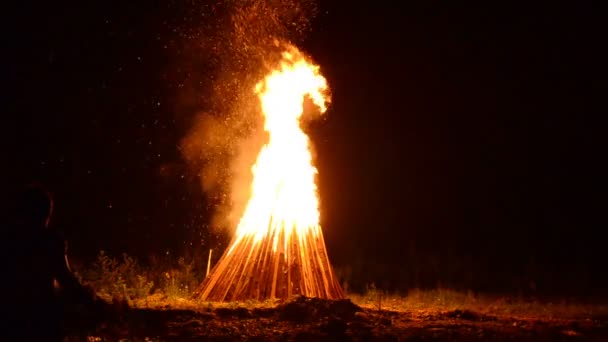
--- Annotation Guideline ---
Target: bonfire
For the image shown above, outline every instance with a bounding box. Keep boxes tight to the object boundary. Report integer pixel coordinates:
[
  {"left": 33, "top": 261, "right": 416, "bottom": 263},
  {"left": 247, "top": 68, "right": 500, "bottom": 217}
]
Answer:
[{"left": 196, "top": 46, "right": 343, "bottom": 302}]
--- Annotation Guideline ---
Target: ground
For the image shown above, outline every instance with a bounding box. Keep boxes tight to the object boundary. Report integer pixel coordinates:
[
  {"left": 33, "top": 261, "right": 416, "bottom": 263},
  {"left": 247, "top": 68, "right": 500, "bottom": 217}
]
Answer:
[{"left": 70, "top": 293, "right": 608, "bottom": 341}]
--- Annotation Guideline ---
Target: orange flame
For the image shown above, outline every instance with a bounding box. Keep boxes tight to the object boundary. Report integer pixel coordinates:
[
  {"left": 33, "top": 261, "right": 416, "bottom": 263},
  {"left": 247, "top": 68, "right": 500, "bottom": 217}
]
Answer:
[
  {"left": 195, "top": 45, "right": 342, "bottom": 301},
  {"left": 230, "top": 47, "right": 328, "bottom": 255}
]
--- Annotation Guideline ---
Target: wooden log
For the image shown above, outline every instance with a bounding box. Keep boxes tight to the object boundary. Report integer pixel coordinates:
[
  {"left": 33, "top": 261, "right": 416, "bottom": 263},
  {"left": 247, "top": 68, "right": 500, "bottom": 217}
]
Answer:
[{"left": 196, "top": 220, "right": 343, "bottom": 301}]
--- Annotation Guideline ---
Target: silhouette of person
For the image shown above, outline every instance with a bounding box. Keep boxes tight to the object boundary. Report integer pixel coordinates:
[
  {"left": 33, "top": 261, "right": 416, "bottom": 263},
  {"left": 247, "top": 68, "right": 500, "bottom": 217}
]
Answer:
[{"left": 1, "top": 184, "right": 107, "bottom": 340}]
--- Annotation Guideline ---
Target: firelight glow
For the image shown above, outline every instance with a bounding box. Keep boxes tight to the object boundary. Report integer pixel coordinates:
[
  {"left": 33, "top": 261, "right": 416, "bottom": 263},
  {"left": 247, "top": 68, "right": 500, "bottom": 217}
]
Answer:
[
  {"left": 196, "top": 45, "right": 343, "bottom": 301},
  {"left": 229, "top": 48, "right": 328, "bottom": 254}
]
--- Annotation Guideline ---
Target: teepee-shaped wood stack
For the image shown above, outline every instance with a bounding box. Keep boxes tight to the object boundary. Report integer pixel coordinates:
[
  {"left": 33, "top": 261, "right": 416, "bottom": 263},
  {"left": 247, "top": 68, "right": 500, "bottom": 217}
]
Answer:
[
  {"left": 195, "top": 45, "right": 344, "bottom": 302},
  {"left": 195, "top": 222, "right": 343, "bottom": 301}
]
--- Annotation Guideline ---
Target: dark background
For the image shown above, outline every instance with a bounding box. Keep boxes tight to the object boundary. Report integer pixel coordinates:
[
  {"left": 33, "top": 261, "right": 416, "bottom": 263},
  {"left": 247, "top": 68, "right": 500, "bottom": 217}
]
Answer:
[{"left": 2, "top": 2, "right": 603, "bottom": 296}]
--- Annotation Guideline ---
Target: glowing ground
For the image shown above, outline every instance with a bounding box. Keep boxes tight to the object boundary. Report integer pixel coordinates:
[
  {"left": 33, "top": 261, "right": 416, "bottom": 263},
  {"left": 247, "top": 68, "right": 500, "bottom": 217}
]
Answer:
[{"left": 73, "top": 296, "right": 608, "bottom": 341}]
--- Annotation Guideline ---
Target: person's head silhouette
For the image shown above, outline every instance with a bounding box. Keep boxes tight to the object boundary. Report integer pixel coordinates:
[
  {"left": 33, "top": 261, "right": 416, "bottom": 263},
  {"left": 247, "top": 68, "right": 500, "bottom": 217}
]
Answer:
[{"left": 17, "top": 183, "right": 54, "bottom": 229}]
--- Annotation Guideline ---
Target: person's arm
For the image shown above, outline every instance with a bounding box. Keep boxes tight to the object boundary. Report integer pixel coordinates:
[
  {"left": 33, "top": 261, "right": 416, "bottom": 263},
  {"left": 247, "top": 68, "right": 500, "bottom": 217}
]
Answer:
[
  {"left": 50, "top": 234, "right": 121, "bottom": 328},
  {"left": 51, "top": 236, "right": 98, "bottom": 304}
]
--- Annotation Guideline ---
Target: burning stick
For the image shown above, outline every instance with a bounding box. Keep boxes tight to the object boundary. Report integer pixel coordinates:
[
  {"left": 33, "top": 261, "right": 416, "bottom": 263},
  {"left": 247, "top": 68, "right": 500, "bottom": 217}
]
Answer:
[
  {"left": 195, "top": 45, "right": 343, "bottom": 301},
  {"left": 206, "top": 249, "right": 213, "bottom": 278}
]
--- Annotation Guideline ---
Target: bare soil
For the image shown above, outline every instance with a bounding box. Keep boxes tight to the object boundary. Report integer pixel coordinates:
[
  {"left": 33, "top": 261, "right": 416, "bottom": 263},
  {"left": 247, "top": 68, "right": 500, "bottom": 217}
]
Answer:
[{"left": 76, "top": 297, "right": 608, "bottom": 341}]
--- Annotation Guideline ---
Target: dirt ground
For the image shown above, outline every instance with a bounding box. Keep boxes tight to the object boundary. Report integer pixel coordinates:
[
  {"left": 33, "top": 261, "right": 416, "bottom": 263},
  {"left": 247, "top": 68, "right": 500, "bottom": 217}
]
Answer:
[{"left": 71, "top": 296, "right": 608, "bottom": 341}]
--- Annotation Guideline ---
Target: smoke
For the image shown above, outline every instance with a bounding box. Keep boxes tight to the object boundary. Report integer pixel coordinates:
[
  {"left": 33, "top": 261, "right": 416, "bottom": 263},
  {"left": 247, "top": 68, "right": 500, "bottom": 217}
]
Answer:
[{"left": 178, "top": 0, "right": 319, "bottom": 234}]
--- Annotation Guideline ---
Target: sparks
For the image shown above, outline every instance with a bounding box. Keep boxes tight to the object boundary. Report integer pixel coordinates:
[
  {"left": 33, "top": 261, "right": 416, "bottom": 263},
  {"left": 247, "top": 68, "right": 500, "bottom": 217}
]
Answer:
[
  {"left": 196, "top": 46, "right": 343, "bottom": 301},
  {"left": 230, "top": 49, "right": 327, "bottom": 253}
]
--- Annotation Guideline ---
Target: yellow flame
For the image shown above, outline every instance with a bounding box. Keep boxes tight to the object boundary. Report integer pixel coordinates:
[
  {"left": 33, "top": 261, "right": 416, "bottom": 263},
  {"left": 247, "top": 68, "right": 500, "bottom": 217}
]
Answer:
[{"left": 230, "top": 47, "right": 328, "bottom": 255}]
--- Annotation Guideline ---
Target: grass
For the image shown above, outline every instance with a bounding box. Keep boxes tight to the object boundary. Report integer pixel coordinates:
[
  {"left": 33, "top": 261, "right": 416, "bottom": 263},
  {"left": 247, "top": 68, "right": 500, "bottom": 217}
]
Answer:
[
  {"left": 349, "top": 287, "right": 608, "bottom": 320},
  {"left": 75, "top": 252, "right": 608, "bottom": 320},
  {"left": 123, "top": 288, "right": 608, "bottom": 322},
  {"left": 76, "top": 251, "right": 199, "bottom": 305}
]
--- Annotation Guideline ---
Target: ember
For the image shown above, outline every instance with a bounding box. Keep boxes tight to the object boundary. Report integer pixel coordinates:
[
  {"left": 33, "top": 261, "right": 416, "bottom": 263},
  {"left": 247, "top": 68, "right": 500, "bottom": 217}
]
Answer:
[{"left": 196, "top": 45, "right": 343, "bottom": 301}]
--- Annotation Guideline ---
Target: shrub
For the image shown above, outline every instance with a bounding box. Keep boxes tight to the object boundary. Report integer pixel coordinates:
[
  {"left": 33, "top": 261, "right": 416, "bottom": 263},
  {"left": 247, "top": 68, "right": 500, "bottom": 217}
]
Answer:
[
  {"left": 158, "top": 257, "right": 199, "bottom": 299},
  {"left": 81, "top": 251, "right": 154, "bottom": 301}
]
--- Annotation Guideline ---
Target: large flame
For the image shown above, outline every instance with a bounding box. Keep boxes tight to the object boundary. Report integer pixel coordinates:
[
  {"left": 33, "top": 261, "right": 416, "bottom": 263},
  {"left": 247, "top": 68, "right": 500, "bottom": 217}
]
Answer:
[
  {"left": 230, "top": 48, "right": 328, "bottom": 254},
  {"left": 196, "top": 46, "right": 342, "bottom": 301}
]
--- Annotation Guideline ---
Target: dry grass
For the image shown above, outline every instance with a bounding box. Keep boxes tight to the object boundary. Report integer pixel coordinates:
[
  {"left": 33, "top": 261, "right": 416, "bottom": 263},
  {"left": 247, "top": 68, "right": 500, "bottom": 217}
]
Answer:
[
  {"left": 120, "top": 288, "right": 608, "bottom": 322},
  {"left": 78, "top": 252, "right": 608, "bottom": 321},
  {"left": 348, "top": 288, "right": 608, "bottom": 320},
  {"left": 129, "top": 294, "right": 282, "bottom": 311}
]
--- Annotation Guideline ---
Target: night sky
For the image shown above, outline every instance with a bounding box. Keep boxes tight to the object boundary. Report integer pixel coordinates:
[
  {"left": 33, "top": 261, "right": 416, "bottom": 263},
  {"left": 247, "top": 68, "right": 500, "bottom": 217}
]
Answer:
[{"left": 3, "top": 2, "right": 603, "bottom": 295}]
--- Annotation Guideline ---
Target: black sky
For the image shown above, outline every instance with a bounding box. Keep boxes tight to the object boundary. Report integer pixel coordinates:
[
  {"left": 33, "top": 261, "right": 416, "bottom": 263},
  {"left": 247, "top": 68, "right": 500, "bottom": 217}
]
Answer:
[{"left": 2, "top": 2, "right": 603, "bottom": 295}]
